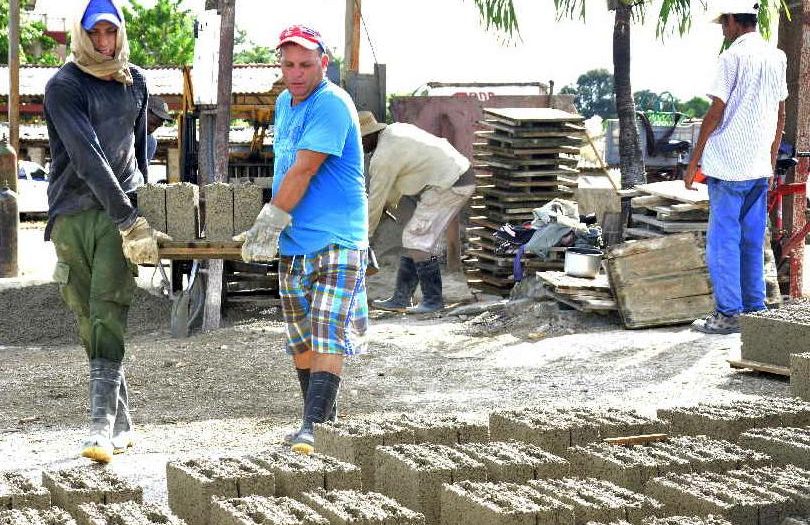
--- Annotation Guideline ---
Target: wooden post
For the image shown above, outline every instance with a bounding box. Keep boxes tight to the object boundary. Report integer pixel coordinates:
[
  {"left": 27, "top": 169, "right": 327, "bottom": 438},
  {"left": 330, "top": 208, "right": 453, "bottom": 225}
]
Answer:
[
  {"left": 8, "top": 0, "right": 20, "bottom": 154},
  {"left": 344, "top": 0, "right": 361, "bottom": 73}
]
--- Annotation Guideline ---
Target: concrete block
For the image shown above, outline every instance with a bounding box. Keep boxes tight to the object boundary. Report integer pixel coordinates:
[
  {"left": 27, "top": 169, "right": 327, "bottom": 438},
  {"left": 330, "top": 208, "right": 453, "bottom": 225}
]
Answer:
[
  {"left": 527, "top": 477, "right": 664, "bottom": 525},
  {"left": 165, "top": 182, "right": 199, "bottom": 241},
  {"left": 456, "top": 440, "right": 569, "bottom": 483},
  {"left": 0, "top": 471, "right": 50, "bottom": 510},
  {"left": 314, "top": 418, "right": 415, "bottom": 490},
  {"left": 136, "top": 183, "right": 167, "bottom": 234},
  {"left": 232, "top": 182, "right": 264, "bottom": 235},
  {"left": 657, "top": 397, "right": 810, "bottom": 441},
  {"left": 0, "top": 507, "right": 76, "bottom": 524},
  {"left": 791, "top": 353, "right": 810, "bottom": 402},
  {"left": 741, "top": 302, "right": 810, "bottom": 367},
  {"left": 391, "top": 414, "right": 489, "bottom": 446},
  {"left": 209, "top": 495, "right": 328, "bottom": 525},
  {"left": 249, "top": 445, "right": 361, "bottom": 499},
  {"left": 203, "top": 182, "right": 234, "bottom": 241},
  {"left": 568, "top": 435, "right": 771, "bottom": 492},
  {"left": 441, "top": 480, "right": 574, "bottom": 525},
  {"left": 375, "top": 443, "right": 486, "bottom": 524},
  {"left": 75, "top": 501, "right": 184, "bottom": 525},
  {"left": 301, "top": 488, "right": 425, "bottom": 525},
  {"left": 166, "top": 457, "right": 275, "bottom": 525},
  {"left": 490, "top": 406, "right": 667, "bottom": 457},
  {"left": 42, "top": 468, "right": 142, "bottom": 518},
  {"left": 740, "top": 426, "right": 810, "bottom": 469}
]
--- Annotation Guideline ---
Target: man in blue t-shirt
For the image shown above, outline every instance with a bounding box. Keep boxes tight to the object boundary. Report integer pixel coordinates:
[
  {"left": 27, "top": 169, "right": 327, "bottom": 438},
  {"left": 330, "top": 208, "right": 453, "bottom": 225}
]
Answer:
[{"left": 235, "top": 24, "right": 369, "bottom": 455}]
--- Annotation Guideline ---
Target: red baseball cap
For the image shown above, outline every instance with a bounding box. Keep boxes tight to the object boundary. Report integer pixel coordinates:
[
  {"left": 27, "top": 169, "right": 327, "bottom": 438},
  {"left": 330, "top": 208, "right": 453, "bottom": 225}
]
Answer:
[{"left": 277, "top": 25, "right": 325, "bottom": 51}]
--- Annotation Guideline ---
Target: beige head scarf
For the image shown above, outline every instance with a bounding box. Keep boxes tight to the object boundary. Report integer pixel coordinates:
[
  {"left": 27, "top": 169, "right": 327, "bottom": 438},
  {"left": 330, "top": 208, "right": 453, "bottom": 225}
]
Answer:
[{"left": 69, "top": 0, "right": 133, "bottom": 85}]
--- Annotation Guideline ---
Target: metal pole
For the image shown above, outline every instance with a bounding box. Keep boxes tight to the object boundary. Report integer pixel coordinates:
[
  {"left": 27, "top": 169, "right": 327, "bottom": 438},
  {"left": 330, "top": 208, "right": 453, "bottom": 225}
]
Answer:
[{"left": 9, "top": 0, "right": 21, "bottom": 154}]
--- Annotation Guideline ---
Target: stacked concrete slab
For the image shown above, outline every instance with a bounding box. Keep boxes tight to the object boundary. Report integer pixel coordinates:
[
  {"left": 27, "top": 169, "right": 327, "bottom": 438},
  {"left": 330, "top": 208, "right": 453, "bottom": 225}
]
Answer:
[
  {"left": 165, "top": 182, "right": 199, "bottom": 240},
  {"left": 0, "top": 507, "right": 76, "bottom": 525},
  {"left": 441, "top": 480, "right": 575, "bottom": 525},
  {"left": 568, "top": 435, "right": 772, "bottom": 492},
  {"left": 526, "top": 477, "right": 664, "bottom": 524},
  {"left": 739, "top": 426, "right": 810, "bottom": 468},
  {"left": 586, "top": 518, "right": 731, "bottom": 525},
  {"left": 782, "top": 517, "right": 810, "bottom": 525},
  {"left": 741, "top": 301, "right": 810, "bottom": 367},
  {"left": 203, "top": 182, "right": 234, "bottom": 241},
  {"left": 75, "top": 501, "right": 184, "bottom": 525},
  {"left": 792, "top": 353, "right": 810, "bottom": 401},
  {"left": 249, "top": 445, "right": 361, "bottom": 498},
  {"left": 136, "top": 183, "right": 168, "bottom": 234},
  {"left": 490, "top": 406, "right": 666, "bottom": 456},
  {"left": 314, "top": 419, "right": 415, "bottom": 489},
  {"left": 456, "top": 440, "right": 569, "bottom": 483},
  {"left": 374, "top": 443, "right": 487, "bottom": 524},
  {"left": 300, "top": 488, "right": 425, "bottom": 525},
  {"left": 166, "top": 457, "right": 275, "bottom": 525},
  {"left": 391, "top": 414, "right": 489, "bottom": 446},
  {"left": 657, "top": 396, "right": 810, "bottom": 440},
  {"left": 647, "top": 465, "right": 810, "bottom": 522},
  {"left": 233, "top": 182, "right": 264, "bottom": 236},
  {"left": 0, "top": 471, "right": 50, "bottom": 510},
  {"left": 42, "top": 468, "right": 142, "bottom": 518},
  {"left": 209, "top": 495, "right": 328, "bottom": 525}
]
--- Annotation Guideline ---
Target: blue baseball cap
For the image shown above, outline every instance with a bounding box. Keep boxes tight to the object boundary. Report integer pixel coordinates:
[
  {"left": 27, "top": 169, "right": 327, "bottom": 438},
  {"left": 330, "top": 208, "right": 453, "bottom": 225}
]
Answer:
[{"left": 81, "top": 0, "right": 122, "bottom": 31}]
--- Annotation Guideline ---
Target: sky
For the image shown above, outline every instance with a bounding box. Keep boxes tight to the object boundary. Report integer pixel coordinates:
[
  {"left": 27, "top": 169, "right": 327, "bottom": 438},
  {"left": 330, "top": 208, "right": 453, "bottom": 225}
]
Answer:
[{"left": 35, "top": 0, "right": 785, "bottom": 101}]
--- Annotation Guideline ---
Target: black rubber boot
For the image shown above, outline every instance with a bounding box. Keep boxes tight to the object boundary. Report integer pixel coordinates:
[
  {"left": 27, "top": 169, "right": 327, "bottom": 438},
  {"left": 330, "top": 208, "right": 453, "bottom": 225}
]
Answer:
[
  {"left": 408, "top": 258, "right": 444, "bottom": 314},
  {"left": 291, "top": 371, "right": 341, "bottom": 455},
  {"left": 82, "top": 358, "right": 123, "bottom": 463},
  {"left": 372, "top": 256, "right": 418, "bottom": 312},
  {"left": 111, "top": 371, "right": 133, "bottom": 453}
]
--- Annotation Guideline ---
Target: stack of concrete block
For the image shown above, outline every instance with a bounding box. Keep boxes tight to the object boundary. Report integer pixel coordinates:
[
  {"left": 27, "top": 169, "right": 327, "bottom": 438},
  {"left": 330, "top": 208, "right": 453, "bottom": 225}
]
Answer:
[
  {"left": 456, "top": 440, "right": 570, "bottom": 483},
  {"left": 248, "top": 445, "right": 361, "bottom": 498},
  {"left": 209, "top": 495, "right": 328, "bottom": 525},
  {"left": 165, "top": 182, "right": 199, "bottom": 240},
  {"left": 314, "top": 418, "right": 415, "bottom": 490},
  {"left": 136, "top": 183, "right": 168, "bottom": 234},
  {"left": 233, "top": 182, "right": 264, "bottom": 236},
  {"left": 166, "top": 457, "right": 275, "bottom": 525},
  {"left": 527, "top": 478, "right": 665, "bottom": 524},
  {"left": 441, "top": 480, "right": 574, "bottom": 525},
  {"left": 490, "top": 406, "right": 666, "bottom": 456},
  {"left": 586, "top": 518, "right": 731, "bottom": 525},
  {"left": 390, "top": 414, "right": 489, "bottom": 446},
  {"left": 792, "top": 353, "right": 810, "bottom": 401},
  {"left": 740, "top": 426, "right": 810, "bottom": 468},
  {"left": 75, "top": 501, "right": 184, "bottom": 525},
  {"left": 0, "top": 507, "right": 76, "bottom": 525},
  {"left": 0, "top": 471, "right": 50, "bottom": 510},
  {"left": 741, "top": 301, "right": 810, "bottom": 367},
  {"left": 782, "top": 517, "right": 810, "bottom": 525},
  {"left": 203, "top": 182, "right": 234, "bottom": 241},
  {"left": 647, "top": 465, "right": 810, "bottom": 521},
  {"left": 42, "top": 468, "right": 142, "bottom": 518},
  {"left": 374, "top": 443, "right": 487, "bottom": 524},
  {"left": 568, "top": 435, "right": 772, "bottom": 492},
  {"left": 657, "top": 396, "right": 810, "bottom": 440},
  {"left": 300, "top": 489, "right": 424, "bottom": 525}
]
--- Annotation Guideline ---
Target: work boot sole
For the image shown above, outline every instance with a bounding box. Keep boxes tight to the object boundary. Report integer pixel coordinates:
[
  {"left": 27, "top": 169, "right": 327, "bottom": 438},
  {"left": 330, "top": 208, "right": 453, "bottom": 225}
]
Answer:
[
  {"left": 371, "top": 303, "right": 408, "bottom": 312},
  {"left": 81, "top": 445, "right": 113, "bottom": 464},
  {"left": 692, "top": 320, "right": 739, "bottom": 335}
]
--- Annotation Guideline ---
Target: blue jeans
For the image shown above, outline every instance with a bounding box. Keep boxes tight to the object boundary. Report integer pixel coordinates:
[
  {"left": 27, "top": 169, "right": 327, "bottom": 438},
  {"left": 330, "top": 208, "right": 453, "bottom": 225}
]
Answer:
[{"left": 706, "top": 177, "right": 769, "bottom": 316}]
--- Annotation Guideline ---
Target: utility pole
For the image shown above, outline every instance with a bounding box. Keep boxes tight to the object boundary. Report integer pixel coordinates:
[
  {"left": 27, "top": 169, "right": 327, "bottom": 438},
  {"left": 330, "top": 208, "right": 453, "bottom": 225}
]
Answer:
[
  {"left": 344, "top": 0, "right": 361, "bottom": 73},
  {"left": 9, "top": 0, "right": 20, "bottom": 154}
]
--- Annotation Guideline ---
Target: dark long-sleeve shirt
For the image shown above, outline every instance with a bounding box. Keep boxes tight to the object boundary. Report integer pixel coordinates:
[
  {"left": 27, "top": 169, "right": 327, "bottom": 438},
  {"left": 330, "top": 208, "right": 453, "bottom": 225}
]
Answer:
[{"left": 43, "top": 62, "right": 148, "bottom": 239}]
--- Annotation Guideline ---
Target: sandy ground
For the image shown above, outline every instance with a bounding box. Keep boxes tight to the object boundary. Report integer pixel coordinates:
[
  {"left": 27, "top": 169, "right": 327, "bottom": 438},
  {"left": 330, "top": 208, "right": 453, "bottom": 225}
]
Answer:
[{"left": 0, "top": 221, "right": 798, "bottom": 506}]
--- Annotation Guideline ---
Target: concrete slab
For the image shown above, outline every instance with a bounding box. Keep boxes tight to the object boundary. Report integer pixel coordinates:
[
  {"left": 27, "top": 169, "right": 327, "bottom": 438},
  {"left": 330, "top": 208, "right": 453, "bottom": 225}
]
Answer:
[
  {"left": 568, "top": 435, "right": 771, "bottom": 492},
  {"left": 42, "top": 467, "right": 142, "bottom": 518},
  {"left": 165, "top": 457, "right": 275, "bottom": 525},
  {"left": 587, "top": 518, "right": 733, "bottom": 525},
  {"left": 165, "top": 182, "right": 199, "bottom": 241},
  {"left": 203, "top": 183, "right": 234, "bottom": 241},
  {"left": 441, "top": 480, "right": 574, "bottom": 525},
  {"left": 740, "top": 426, "right": 810, "bottom": 469},
  {"left": 741, "top": 301, "right": 810, "bottom": 367},
  {"left": 209, "top": 495, "right": 329, "bottom": 525},
  {"left": 391, "top": 414, "right": 489, "bottom": 446},
  {"left": 456, "top": 440, "right": 569, "bottom": 483},
  {"left": 74, "top": 501, "right": 184, "bottom": 525},
  {"left": 374, "top": 443, "right": 487, "bottom": 524},
  {"left": 136, "top": 184, "right": 167, "bottom": 234},
  {"left": 232, "top": 182, "right": 264, "bottom": 236},
  {"left": 301, "top": 488, "right": 425, "bottom": 524},
  {"left": 249, "top": 445, "right": 361, "bottom": 499},
  {"left": 0, "top": 507, "right": 76, "bottom": 524},
  {"left": 791, "top": 353, "right": 810, "bottom": 402},
  {"left": 0, "top": 471, "right": 50, "bottom": 510}
]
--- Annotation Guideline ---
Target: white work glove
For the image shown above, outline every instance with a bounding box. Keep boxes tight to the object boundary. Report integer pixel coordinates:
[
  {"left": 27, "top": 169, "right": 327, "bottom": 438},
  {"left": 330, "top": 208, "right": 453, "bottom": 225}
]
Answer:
[
  {"left": 233, "top": 203, "right": 291, "bottom": 263},
  {"left": 120, "top": 216, "right": 172, "bottom": 265}
]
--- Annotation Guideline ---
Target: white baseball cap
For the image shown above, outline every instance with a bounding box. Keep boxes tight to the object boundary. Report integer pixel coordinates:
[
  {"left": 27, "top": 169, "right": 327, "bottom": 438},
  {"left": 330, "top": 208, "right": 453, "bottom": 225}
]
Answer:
[{"left": 709, "top": 0, "right": 759, "bottom": 23}]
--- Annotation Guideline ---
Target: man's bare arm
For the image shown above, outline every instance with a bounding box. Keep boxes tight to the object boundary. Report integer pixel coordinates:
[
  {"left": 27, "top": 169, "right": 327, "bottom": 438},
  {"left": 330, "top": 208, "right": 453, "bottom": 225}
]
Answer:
[
  {"left": 272, "top": 149, "right": 328, "bottom": 212},
  {"left": 684, "top": 96, "right": 726, "bottom": 190}
]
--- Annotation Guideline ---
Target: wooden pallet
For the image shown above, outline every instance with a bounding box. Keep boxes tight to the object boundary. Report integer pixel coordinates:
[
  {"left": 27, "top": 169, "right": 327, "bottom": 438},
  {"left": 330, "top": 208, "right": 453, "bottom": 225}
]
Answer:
[
  {"left": 536, "top": 271, "right": 617, "bottom": 312},
  {"left": 727, "top": 359, "right": 791, "bottom": 377}
]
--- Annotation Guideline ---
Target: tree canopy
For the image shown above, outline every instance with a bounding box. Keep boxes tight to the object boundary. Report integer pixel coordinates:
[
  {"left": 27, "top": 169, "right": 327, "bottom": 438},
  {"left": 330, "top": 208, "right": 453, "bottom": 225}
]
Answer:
[
  {"left": 122, "top": 0, "right": 195, "bottom": 67},
  {"left": 560, "top": 69, "right": 616, "bottom": 119},
  {"left": 0, "top": 0, "right": 60, "bottom": 66}
]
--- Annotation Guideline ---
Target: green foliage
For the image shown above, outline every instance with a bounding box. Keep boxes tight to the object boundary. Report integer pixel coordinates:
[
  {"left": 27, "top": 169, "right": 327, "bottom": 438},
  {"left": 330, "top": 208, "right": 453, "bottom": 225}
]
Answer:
[
  {"left": 122, "top": 0, "right": 195, "bottom": 67},
  {"left": 470, "top": 0, "right": 519, "bottom": 38},
  {"left": 677, "top": 96, "right": 710, "bottom": 118},
  {"left": 633, "top": 89, "right": 709, "bottom": 118},
  {"left": 233, "top": 28, "right": 276, "bottom": 64},
  {"left": 562, "top": 68, "right": 616, "bottom": 119},
  {"left": 0, "top": 0, "right": 60, "bottom": 65}
]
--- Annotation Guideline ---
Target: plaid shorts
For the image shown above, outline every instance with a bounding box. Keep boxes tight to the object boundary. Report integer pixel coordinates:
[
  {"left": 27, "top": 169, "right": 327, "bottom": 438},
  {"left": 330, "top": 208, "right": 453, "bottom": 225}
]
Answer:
[{"left": 278, "top": 244, "right": 369, "bottom": 356}]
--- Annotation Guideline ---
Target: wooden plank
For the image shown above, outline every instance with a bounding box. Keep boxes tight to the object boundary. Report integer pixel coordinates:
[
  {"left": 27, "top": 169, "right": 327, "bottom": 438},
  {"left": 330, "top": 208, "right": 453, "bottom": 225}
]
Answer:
[
  {"left": 727, "top": 359, "right": 791, "bottom": 377},
  {"left": 630, "top": 195, "right": 668, "bottom": 208},
  {"left": 482, "top": 107, "right": 585, "bottom": 124},
  {"left": 671, "top": 202, "right": 709, "bottom": 212},
  {"left": 542, "top": 287, "right": 617, "bottom": 312},
  {"left": 536, "top": 271, "right": 611, "bottom": 291},
  {"left": 634, "top": 180, "right": 709, "bottom": 205},
  {"left": 604, "top": 434, "right": 669, "bottom": 446},
  {"left": 606, "top": 233, "right": 702, "bottom": 259},
  {"left": 159, "top": 240, "right": 243, "bottom": 260},
  {"left": 623, "top": 227, "right": 666, "bottom": 239},
  {"left": 479, "top": 144, "right": 581, "bottom": 157},
  {"left": 631, "top": 213, "right": 708, "bottom": 232},
  {"left": 486, "top": 135, "right": 584, "bottom": 148}
]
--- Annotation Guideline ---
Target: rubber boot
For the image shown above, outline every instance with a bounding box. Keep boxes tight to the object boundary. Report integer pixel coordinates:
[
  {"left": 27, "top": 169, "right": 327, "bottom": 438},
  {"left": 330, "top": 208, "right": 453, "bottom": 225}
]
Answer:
[
  {"left": 372, "top": 256, "right": 418, "bottom": 312},
  {"left": 407, "top": 258, "right": 444, "bottom": 314},
  {"left": 291, "top": 371, "right": 341, "bottom": 455},
  {"left": 82, "top": 358, "right": 122, "bottom": 464},
  {"left": 284, "top": 369, "right": 338, "bottom": 445},
  {"left": 111, "top": 372, "right": 134, "bottom": 454}
]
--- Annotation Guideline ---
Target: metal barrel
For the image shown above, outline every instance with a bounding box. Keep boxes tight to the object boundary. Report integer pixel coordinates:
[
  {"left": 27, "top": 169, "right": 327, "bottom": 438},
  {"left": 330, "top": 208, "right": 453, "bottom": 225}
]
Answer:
[{"left": 0, "top": 187, "right": 19, "bottom": 277}]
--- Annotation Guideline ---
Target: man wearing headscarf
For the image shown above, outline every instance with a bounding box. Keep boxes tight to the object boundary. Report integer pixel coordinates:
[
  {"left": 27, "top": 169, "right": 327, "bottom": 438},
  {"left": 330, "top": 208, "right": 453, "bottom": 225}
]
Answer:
[{"left": 43, "top": 0, "right": 171, "bottom": 463}]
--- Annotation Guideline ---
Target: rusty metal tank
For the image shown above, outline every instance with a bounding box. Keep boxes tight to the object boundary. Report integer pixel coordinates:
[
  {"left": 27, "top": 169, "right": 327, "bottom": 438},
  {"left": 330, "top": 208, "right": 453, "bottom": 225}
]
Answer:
[
  {"left": 0, "top": 135, "right": 17, "bottom": 192},
  {"left": 0, "top": 135, "right": 19, "bottom": 277}
]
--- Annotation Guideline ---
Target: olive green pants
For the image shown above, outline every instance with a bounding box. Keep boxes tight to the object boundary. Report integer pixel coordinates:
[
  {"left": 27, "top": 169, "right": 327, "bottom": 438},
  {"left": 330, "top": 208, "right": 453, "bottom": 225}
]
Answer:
[{"left": 51, "top": 210, "right": 136, "bottom": 362}]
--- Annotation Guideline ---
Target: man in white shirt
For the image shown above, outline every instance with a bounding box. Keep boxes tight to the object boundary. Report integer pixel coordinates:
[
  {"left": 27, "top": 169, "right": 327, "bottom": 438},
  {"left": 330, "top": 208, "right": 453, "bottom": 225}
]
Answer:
[
  {"left": 685, "top": 0, "right": 787, "bottom": 334},
  {"left": 360, "top": 111, "right": 475, "bottom": 314}
]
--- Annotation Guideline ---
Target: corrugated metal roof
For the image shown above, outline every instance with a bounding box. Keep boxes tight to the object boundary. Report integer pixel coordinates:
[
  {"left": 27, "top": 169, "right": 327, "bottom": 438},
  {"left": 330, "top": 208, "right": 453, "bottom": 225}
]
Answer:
[{"left": 0, "top": 65, "right": 58, "bottom": 97}]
